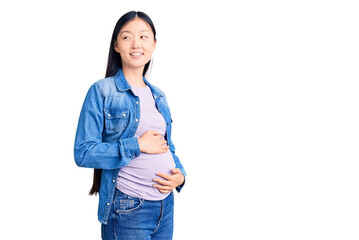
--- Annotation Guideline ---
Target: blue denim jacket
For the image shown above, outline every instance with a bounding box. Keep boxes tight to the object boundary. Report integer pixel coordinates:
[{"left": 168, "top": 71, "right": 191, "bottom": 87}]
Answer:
[{"left": 74, "top": 68, "right": 186, "bottom": 224}]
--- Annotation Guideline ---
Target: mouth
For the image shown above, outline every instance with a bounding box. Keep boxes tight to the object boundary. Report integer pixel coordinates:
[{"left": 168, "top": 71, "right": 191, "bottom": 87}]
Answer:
[{"left": 130, "top": 52, "right": 144, "bottom": 56}]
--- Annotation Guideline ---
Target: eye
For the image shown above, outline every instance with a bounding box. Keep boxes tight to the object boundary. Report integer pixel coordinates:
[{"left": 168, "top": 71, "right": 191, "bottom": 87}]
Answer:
[
  {"left": 123, "top": 36, "right": 131, "bottom": 40},
  {"left": 140, "top": 35, "right": 148, "bottom": 39}
]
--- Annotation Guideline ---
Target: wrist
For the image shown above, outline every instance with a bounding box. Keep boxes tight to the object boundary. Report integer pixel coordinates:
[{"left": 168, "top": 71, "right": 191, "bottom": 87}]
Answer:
[{"left": 137, "top": 137, "right": 142, "bottom": 152}]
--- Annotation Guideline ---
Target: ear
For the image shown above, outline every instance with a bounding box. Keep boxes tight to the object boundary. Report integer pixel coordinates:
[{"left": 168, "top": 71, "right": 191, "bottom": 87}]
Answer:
[
  {"left": 114, "top": 41, "right": 120, "bottom": 53},
  {"left": 152, "top": 39, "right": 157, "bottom": 51}
]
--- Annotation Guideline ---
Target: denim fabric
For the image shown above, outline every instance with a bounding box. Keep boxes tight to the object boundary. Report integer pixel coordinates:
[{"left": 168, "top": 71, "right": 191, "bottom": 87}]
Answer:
[
  {"left": 101, "top": 188, "right": 174, "bottom": 240},
  {"left": 74, "top": 68, "right": 186, "bottom": 224}
]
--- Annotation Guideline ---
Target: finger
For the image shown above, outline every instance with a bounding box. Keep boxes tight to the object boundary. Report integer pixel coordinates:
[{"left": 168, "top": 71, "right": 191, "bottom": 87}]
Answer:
[
  {"left": 153, "top": 184, "right": 173, "bottom": 191},
  {"left": 172, "top": 168, "right": 181, "bottom": 174},
  {"left": 158, "top": 146, "right": 169, "bottom": 153},
  {"left": 155, "top": 187, "right": 171, "bottom": 194},
  {"left": 151, "top": 131, "right": 162, "bottom": 137},
  {"left": 153, "top": 178, "right": 172, "bottom": 186},
  {"left": 159, "top": 188, "right": 172, "bottom": 193},
  {"left": 156, "top": 172, "right": 172, "bottom": 180},
  {"left": 162, "top": 145, "right": 170, "bottom": 150},
  {"left": 160, "top": 148, "right": 169, "bottom": 154},
  {"left": 149, "top": 130, "right": 159, "bottom": 135}
]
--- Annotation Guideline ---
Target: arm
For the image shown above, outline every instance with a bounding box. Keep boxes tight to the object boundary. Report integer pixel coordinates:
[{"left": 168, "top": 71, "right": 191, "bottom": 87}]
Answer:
[
  {"left": 168, "top": 137, "right": 186, "bottom": 177},
  {"left": 153, "top": 131, "right": 186, "bottom": 193},
  {"left": 168, "top": 137, "right": 186, "bottom": 192},
  {"left": 74, "top": 83, "right": 140, "bottom": 170}
]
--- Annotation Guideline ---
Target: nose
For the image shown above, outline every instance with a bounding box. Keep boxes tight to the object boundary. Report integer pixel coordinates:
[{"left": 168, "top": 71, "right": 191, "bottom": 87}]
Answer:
[{"left": 131, "top": 37, "right": 140, "bottom": 49}]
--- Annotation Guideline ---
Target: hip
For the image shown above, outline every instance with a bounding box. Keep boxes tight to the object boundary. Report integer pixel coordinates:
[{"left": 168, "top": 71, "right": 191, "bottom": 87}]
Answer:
[{"left": 101, "top": 188, "right": 174, "bottom": 239}]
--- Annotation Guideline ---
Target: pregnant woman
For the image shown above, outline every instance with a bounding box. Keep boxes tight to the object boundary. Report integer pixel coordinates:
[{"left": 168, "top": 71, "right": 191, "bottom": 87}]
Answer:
[{"left": 74, "top": 11, "right": 186, "bottom": 240}]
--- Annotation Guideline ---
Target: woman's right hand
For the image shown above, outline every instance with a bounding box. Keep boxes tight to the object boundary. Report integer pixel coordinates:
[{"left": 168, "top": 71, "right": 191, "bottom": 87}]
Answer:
[{"left": 138, "top": 130, "right": 169, "bottom": 154}]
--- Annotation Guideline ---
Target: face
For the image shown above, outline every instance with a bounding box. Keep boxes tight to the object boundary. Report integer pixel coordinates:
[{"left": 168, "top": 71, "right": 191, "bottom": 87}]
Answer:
[{"left": 114, "top": 18, "right": 156, "bottom": 70}]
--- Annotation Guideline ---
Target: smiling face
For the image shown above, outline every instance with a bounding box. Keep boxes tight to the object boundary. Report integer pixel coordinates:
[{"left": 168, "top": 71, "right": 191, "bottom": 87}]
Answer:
[{"left": 114, "top": 17, "right": 156, "bottom": 71}]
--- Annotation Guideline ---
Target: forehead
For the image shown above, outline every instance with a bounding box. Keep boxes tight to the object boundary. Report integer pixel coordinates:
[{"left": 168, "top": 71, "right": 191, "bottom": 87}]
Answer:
[{"left": 120, "top": 18, "right": 152, "bottom": 33}]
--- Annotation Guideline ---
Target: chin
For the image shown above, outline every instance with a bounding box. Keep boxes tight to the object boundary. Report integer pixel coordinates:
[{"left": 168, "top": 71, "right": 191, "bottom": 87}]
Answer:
[{"left": 127, "top": 61, "right": 150, "bottom": 69}]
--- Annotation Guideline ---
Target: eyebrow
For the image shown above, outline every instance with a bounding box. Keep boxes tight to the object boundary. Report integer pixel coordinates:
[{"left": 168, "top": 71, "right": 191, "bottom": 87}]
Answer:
[{"left": 120, "top": 30, "right": 150, "bottom": 36}]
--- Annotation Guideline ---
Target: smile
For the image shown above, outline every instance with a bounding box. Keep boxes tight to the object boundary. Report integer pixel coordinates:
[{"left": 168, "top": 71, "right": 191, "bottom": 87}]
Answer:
[{"left": 130, "top": 53, "right": 144, "bottom": 56}]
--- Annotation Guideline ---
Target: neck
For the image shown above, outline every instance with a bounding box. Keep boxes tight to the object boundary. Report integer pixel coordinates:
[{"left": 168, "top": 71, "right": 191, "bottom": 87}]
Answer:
[{"left": 122, "top": 65, "right": 146, "bottom": 87}]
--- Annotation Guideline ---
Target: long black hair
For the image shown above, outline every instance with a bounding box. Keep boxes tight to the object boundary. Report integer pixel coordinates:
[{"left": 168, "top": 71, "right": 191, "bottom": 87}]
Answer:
[{"left": 89, "top": 11, "right": 157, "bottom": 196}]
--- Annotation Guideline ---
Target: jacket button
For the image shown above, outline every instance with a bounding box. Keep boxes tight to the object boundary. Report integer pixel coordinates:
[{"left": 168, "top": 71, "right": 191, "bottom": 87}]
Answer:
[
  {"left": 135, "top": 119, "right": 138, "bottom": 122},
  {"left": 123, "top": 114, "right": 126, "bottom": 117},
  {"left": 136, "top": 102, "right": 139, "bottom": 104},
  {"left": 107, "top": 203, "right": 110, "bottom": 206},
  {"left": 107, "top": 114, "right": 111, "bottom": 117}
]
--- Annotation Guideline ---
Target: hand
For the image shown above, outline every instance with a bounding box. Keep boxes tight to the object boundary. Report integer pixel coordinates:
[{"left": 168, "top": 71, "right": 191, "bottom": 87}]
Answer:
[
  {"left": 138, "top": 130, "right": 169, "bottom": 154},
  {"left": 153, "top": 168, "right": 185, "bottom": 194}
]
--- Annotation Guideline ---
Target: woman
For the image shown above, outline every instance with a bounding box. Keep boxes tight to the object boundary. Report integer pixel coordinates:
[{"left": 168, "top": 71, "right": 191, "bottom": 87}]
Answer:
[{"left": 74, "top": 11, "right": 186, "bottom": 240}]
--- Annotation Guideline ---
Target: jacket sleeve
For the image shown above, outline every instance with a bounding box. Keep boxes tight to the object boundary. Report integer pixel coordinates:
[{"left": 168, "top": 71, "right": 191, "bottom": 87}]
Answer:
[
  {"left": 74, "top": 83, "right": 140, "bottom": 170},
  {"left": 168, "top": 123, "right": 187, "bottom": 192}
]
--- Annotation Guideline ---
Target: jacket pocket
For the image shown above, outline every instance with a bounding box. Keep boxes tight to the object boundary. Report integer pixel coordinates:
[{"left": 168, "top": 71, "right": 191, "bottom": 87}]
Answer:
[{"left": 104, "top": 108, "right": 130, "bottom": 132}]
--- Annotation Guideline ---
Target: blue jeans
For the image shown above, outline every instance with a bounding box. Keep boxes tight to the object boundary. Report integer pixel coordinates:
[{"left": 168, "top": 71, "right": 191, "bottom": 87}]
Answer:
[{"left": 101, "top": 188, "right": 174, "bottom": 240}]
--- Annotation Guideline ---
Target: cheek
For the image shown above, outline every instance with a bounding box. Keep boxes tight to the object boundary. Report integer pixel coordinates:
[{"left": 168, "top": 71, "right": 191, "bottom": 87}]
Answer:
[
  {"left": 117, "top": 42, "right": 129, "bottom": 54},
  {"left": 118, "top": 52, "right": 128, "bottom": 60},
  {"left": 144, "top": 44, "right": 155, "bottom": 55}
]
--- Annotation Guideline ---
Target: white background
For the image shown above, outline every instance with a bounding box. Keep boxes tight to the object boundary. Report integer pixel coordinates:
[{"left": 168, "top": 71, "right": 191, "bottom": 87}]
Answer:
[{"left": 1, "top": 0, "right": 358, "bottom": 239}]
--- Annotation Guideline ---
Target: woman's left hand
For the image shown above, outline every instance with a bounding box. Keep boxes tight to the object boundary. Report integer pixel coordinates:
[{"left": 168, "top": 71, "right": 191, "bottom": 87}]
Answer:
[{"left": 153, "top": 168, "right": 185, "bottom": 193}]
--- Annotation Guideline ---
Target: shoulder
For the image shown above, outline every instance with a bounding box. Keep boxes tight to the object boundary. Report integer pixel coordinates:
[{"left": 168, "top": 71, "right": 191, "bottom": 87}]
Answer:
[
  {"left": 149, "top": 83, "right": 167, "bottom": 98},
  {"left": 89, "top": 76, "right": 117, "bottom": 97}
]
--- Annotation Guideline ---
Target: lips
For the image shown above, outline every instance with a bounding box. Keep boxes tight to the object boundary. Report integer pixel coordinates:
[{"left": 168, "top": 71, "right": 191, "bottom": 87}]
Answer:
[{"left": 130, "top": 52, "right": 143, "bottom": 56}]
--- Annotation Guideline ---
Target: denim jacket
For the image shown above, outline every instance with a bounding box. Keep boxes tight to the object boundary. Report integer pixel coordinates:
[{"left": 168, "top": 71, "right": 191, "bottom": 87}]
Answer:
[{"left": 74, "top": 68, "right": 186, "bottom": 224}]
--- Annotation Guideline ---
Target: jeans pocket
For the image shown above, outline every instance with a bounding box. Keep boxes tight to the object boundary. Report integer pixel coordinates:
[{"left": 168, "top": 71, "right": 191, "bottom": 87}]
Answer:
[{"left": 114, "top": 192, "right": 143, "bottom": 214}]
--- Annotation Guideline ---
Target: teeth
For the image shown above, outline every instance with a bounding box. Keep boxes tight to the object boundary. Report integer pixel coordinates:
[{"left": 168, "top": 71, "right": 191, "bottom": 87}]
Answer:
[{"left": 130, "top": 53, "right": 142, "bottom": 56}]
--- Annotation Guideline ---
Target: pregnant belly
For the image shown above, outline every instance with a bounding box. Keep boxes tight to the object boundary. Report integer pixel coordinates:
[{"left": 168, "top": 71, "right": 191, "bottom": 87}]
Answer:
[{"left": 117, "top": 151, "right": 176, "bottom": 200}]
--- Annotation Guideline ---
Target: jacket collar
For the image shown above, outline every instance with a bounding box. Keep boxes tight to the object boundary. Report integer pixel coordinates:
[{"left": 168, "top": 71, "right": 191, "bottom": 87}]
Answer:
[{"left": 114, "top": 68, "right": 163, "bottom": 97}]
